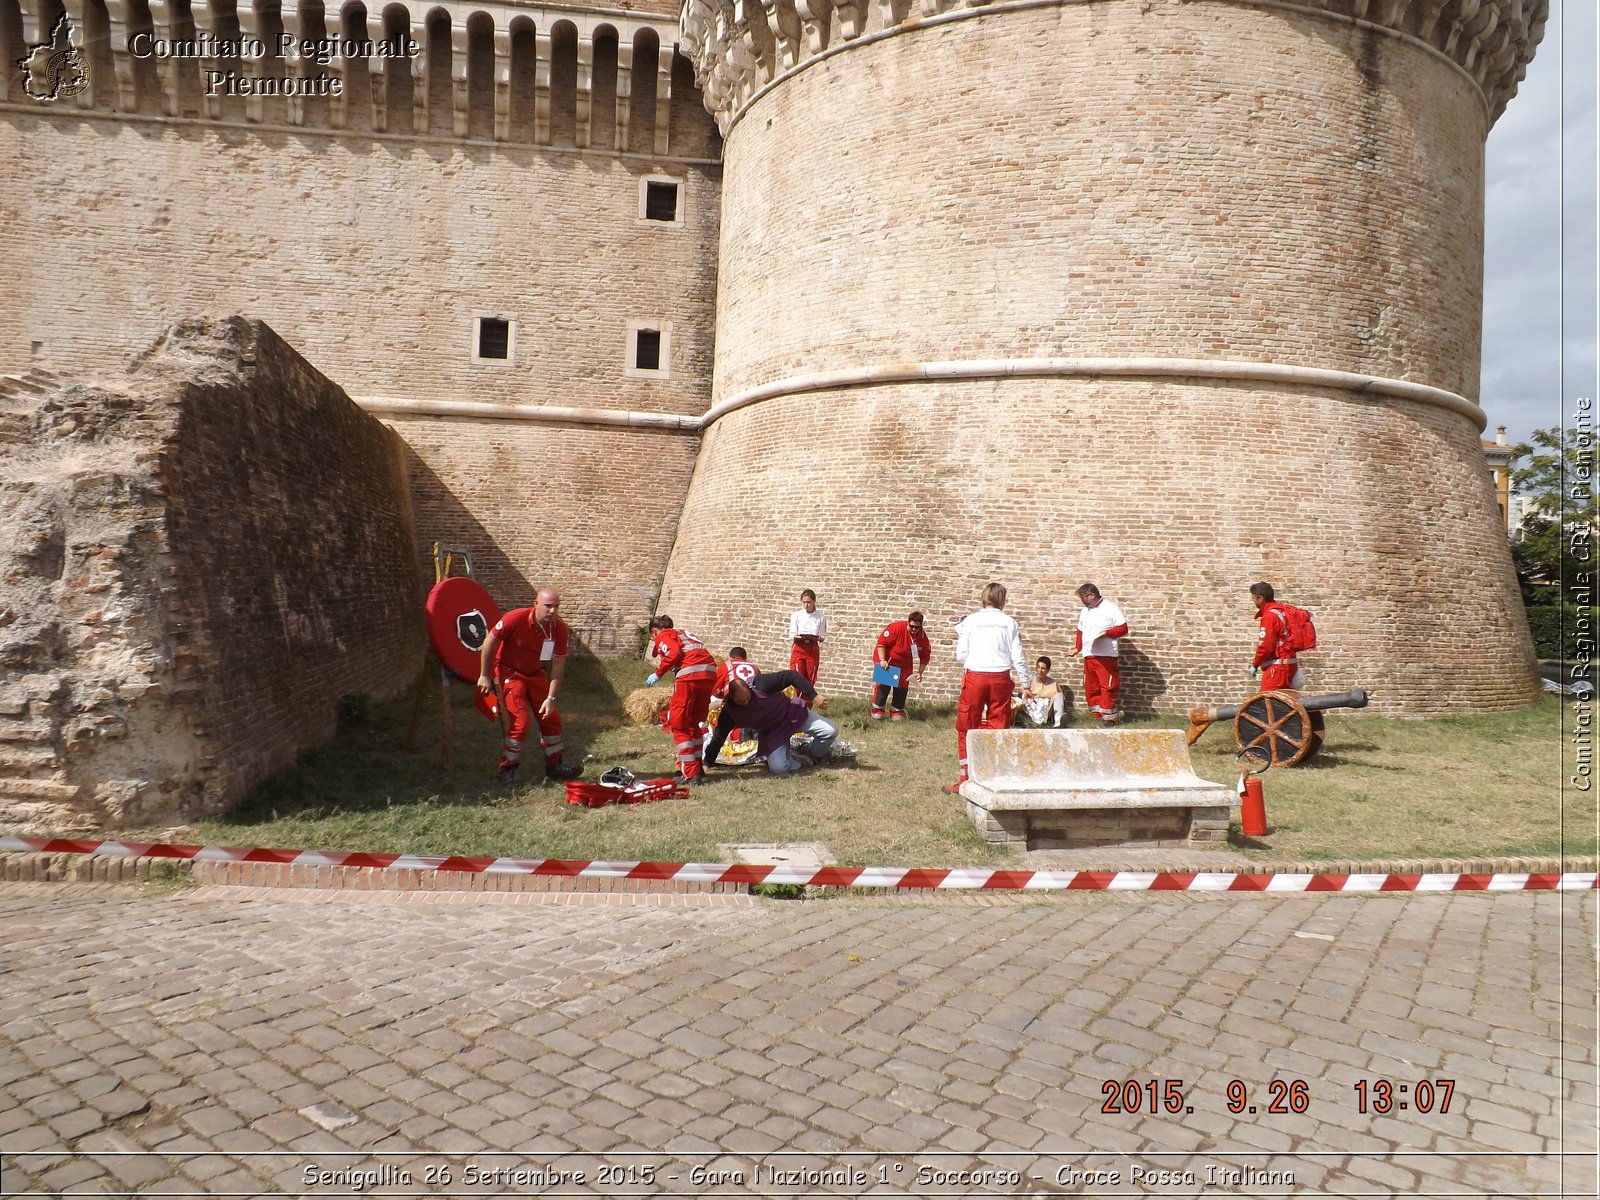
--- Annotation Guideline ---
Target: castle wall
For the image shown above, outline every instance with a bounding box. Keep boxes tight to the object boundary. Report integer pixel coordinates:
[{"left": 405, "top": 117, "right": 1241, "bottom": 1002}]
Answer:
[
  {"left": 0, "top": 318, "right": 422, "bottom": 831},
  {"left": 709, "top": 4, "right": 1486, "bottom": 399},
  {"left": 660, "top": 378, "right": 1532, "bottom": 713},
  {"left": 663, "top": 0, "right": 1540, "bottom": 713},
  {"left": 0, "top": 115, "right": 719, "bottom": 414},
  {"left": 0, "top": 105, "right": 721, "bottom": 636},
  {"left": 396, "top": 415, "right": 698, "bottom": 648}
]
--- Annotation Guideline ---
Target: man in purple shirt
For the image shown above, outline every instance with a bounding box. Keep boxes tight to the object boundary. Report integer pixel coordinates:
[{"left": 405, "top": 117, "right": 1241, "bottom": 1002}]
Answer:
[{"left": 703, "top": 663, "right": 839, "bottom": 775}]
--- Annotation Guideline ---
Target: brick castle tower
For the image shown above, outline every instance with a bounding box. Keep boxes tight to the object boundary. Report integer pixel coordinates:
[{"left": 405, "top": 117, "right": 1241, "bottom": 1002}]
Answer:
[{"left": 662, "top": 0, "right": 1547, "bottom": 713}]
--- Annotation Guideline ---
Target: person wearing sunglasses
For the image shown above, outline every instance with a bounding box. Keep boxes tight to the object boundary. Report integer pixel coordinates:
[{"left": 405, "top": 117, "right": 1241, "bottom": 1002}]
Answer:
[{"left": 871, "top": 610, "right": 932, "bottom": 721}]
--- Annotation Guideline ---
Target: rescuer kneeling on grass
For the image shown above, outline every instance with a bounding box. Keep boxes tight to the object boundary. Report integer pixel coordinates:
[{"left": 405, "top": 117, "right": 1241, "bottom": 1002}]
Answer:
[{"left": 703, "top": 662, "right": 839, "bottom": 776}]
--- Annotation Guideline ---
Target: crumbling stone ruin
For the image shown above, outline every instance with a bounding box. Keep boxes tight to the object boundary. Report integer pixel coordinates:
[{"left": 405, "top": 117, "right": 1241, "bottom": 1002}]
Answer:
[{"left": 0, "top": 318, "right": 421, "bottom": 832}]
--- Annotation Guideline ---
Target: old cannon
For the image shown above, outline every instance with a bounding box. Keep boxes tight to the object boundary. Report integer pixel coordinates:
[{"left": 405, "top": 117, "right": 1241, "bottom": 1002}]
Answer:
[{"left": 1185, "top": 689, "right": 1370, "bottom": 768}]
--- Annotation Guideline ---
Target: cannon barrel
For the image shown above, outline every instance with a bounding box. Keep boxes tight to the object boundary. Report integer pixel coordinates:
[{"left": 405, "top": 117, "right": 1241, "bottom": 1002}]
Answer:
[
  {"left": 1297, "top": 688, "right": 1369, "bottom": 714},
  {"left": 1193, "top": 688, "right": 1369, "bottom": 726},
  {"left": 1189, "top": 700, "right": 1243, "bottom": 728}
]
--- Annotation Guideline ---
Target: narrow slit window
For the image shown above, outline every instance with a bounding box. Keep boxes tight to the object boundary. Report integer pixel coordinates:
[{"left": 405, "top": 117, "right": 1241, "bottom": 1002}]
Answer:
[{"left": 625, "top": 320, "right": 670, "bottom": 377}]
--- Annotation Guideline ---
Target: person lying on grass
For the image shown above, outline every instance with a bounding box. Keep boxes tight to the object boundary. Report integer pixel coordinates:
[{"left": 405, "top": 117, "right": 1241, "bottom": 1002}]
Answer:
[{"left": 702, "top": 662, "right": 840, "bottom": 776}]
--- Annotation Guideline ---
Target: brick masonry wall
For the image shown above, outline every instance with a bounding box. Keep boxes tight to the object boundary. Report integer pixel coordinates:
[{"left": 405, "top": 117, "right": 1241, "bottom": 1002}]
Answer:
[
  {"left": 709, "top": 3, "right": 1487, "bottom": 400},
  {"left": 965, "top": 801, "right": 1231, "bottom": 848},
  {"left": 0, "top": 318, "right": 423, "bottom": 831},
  {"left": 0, "top": 117, "right": 721, "bottom": 418},
  {"left": 658, "top": 378, "right": 1538, "bottom": 715},
  {"left": 396, "top": 415, "right": 699, "bottom": 651},
  {"left": 660, "top": 0, "right": 1536, "bottom": 714},
  {"left": 155, "top": 319, "right": 425, "bottom": 809},
  {"left": 0, "top": 106, "right": 722, "bottom": 638}
]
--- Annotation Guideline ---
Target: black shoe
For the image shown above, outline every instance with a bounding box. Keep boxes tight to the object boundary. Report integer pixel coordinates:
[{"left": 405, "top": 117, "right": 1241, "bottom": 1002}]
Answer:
[
  {"left": 546, "top": 760, "right": 582, "bottom": 782},
  {"left": 498, "top": 765, "right": 520, "bottom": 787}
]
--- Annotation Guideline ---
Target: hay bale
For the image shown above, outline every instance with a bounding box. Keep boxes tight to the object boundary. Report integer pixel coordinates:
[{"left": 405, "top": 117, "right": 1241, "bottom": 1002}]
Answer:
[
  {"left": 625, "top": 654, "right": 727, "bottom": 725},
  {"left": 624, "top": 686, "right": 670, "bottom": 725}
]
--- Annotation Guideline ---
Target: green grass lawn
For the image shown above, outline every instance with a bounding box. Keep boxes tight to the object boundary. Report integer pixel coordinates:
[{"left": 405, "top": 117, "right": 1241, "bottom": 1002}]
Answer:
[{"left": 185, "top": 657, "right": 1598, "bottom": 867}]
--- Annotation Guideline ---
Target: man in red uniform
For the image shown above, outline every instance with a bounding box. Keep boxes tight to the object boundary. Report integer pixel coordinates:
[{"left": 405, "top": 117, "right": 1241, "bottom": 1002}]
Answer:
[
  {"left": 1251, "top": 581, "right": 1306, "bottom": 692},
  {"left": 647, "top": 615, "right": 718, "bottom": 785},
  {"left": 712, "top": 646, "right": 753, "bottom": 699},
  {"left": 711, "top": 646, "right": 756, "bottom": 747},
  {"left": 476, "top": 587, "right": 582, "bottom": 785},
  {"left": 871, "top": 611, "right": 932, "bottom": 721},
  {"left": 1072, "top": 582, "right": 1130, "bottom": 725}
]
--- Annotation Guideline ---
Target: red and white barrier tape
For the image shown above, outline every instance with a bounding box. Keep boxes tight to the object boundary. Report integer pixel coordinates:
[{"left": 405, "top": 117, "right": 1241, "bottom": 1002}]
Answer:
[{"left": 1, "top": 836, "right": 1595, "bottom": 893}]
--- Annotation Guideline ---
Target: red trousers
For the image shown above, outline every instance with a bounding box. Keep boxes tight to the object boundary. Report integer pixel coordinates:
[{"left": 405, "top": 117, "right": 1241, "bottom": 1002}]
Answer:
[
  {"left": 500, "top": 672, "right": 562, "bottom": 771},
  {"left": 1261, "top": 661, "right": 1303, "bottom": 692},
  {"left": 1083, "top": 655, "right": 1121, "bottom": 720},
  {"left": 790, "top": 640, "right": 820, "bottom": 707},
  {"left": 790, "top": 641, "right": 820, "bottom": 683},
  {"left": 666, "top": 674, "right": 715, "bottom": 780},
  {"left": 955, "top": 670, "right": 1013, "bottom": 778}
]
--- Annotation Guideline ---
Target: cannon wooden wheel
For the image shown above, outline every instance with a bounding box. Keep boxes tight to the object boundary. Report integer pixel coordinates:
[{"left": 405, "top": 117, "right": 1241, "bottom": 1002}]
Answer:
[{"left": 1233, "top": 689, "right": 1326, "bottom": 768}]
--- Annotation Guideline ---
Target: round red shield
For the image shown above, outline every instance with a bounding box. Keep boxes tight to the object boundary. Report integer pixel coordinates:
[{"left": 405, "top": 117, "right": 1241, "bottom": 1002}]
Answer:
[{"left": 425, "top": 577, "right": 502, "bottom": 683}]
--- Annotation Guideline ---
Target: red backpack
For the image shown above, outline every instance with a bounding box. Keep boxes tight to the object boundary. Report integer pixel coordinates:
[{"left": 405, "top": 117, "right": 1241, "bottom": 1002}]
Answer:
[{"left": 1280, "top": 604, "right": 1317, "bottom": 654}]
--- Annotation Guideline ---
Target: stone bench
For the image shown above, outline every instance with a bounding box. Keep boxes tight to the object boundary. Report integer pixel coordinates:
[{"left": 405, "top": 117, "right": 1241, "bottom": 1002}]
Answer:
[{"left": 959, "top": 729, "right": 1234, "bottom": 849}]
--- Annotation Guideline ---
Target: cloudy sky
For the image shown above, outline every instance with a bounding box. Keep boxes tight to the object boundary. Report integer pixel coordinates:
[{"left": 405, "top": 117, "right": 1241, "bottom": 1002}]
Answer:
[{"left": 1481, "top": 1, "right": 1597, "bottom": 446}]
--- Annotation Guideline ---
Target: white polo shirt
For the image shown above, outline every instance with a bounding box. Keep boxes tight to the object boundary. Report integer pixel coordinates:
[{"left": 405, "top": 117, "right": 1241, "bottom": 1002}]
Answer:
[
  {"left": 788, "top": 608, "right": 828, "bottom": 640},
  {"left": 956, "top": 607, "right": 1028, "bottom": 679}
]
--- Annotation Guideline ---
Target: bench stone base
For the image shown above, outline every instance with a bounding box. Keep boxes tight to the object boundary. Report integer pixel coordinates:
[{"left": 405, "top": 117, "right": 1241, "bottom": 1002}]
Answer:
[
  {"left": 965, "top": 796, "right": 1232, "bottom": 849},
  {"left": 958, "top": 729, "right": 1237, "bottom": 850}
]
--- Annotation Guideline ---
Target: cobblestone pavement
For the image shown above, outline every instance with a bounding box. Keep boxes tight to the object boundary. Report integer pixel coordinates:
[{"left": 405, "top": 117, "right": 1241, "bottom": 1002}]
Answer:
[{"left": 0, "top": 882, "right": 1594, "bottom": 1198}]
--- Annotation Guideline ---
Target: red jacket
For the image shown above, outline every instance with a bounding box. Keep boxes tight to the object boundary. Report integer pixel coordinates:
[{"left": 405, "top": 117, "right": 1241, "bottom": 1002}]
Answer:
[
  {"left": 875, "top": 620, "right": 932, "bottom": 675},
  {"left": 490, "top": 608, "right": 569, "bottom": 679},
  {"left": 1253, "top": 602, "right": 1295, "bottom": 668},
  {"left": 649, "top": 627, "right": 716, "bottom": 678},
  {"left": 712, "top": 656, "right": 756, "bottom": 698}
]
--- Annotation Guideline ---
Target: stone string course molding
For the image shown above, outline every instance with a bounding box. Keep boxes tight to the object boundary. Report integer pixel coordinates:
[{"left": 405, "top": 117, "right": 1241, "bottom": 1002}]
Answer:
[
  {"left": 699, "top": 356, "right": 1490, "bottom": 433},
  {"left": 10, "top": 0, "right": 703, "bottom": 155},
  {"left": 356, "top": 355, "right": 1487, "bottom": 432},
  {"left": 679, "top": 0, "right": 1547, "bottom": 135}
]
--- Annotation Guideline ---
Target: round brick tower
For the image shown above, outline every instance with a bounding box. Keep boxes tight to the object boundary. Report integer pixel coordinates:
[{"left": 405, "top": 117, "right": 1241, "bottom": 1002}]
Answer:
[{"left": 665, "top": 0, "right": 1546, "bottom": 714}]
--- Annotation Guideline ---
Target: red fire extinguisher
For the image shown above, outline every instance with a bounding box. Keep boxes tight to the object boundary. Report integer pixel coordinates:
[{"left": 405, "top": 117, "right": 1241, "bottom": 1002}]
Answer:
[{"left": 1236, "top": 760, "right": 1268, "bottom": 837}]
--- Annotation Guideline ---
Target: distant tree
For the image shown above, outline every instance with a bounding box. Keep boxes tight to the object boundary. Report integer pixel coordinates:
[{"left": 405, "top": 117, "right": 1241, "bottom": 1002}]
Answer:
[{"left": 1510, "top": 425, "right": 1598, "bottom": 591}]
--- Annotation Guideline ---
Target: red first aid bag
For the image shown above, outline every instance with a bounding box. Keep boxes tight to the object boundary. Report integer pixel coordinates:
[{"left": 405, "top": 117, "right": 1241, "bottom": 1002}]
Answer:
[
  {"left": 1281, "top": 604, "right": 1317, "bottom": 653},
  {"left": 564, "top": 778, "right": 687, "bottom": 807}
]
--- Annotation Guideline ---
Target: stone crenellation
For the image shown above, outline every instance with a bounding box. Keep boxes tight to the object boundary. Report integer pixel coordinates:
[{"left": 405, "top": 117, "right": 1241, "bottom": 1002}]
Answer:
[
  {"left": 7, "top": 0, "right": 715, "bottom": 157},
  {"left": 680, "top": 0, "right": 1547, "bottom": 135}
]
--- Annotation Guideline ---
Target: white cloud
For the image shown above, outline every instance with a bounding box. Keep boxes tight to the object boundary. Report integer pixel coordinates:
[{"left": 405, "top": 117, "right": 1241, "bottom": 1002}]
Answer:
[{"left": 1481, "top": 0, "right": 1598, "bottom": 445}]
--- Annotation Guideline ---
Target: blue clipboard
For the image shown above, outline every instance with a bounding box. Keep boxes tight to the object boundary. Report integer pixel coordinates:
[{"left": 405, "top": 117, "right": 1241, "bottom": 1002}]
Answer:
[{"left": 872, "top": 664, "right": 902, "bottom": 688}]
